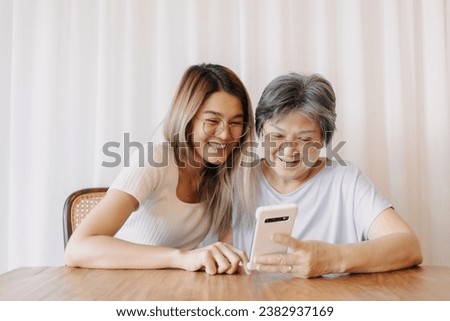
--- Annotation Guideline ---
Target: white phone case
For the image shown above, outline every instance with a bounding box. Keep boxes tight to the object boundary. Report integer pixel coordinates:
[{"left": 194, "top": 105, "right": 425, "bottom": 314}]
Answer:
[{"left": 247, "top": 203, "right": 298, "bottom": 270}]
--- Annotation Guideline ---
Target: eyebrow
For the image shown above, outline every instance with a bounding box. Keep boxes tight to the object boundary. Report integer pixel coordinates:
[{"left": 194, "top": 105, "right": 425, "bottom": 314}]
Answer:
[
  {"left": 202, "top": 110, "right": 245, "bottom": 119},
  {"left": 268, "top": 124, "right": 318, "bottom": 135}
]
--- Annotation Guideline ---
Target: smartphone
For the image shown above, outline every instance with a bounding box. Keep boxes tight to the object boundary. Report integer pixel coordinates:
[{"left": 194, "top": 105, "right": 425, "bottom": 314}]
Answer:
[{"left": 247, "top": 203, "right": 298, "bottom": 270}]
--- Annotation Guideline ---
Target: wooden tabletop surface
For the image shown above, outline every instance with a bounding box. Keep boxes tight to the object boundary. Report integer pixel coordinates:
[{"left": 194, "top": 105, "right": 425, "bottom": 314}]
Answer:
[{"left": 1, "top": 265, "right": 450, "bottom": 300}]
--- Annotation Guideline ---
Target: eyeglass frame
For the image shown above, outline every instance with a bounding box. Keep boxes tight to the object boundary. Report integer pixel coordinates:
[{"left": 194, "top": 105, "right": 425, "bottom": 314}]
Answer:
[
  {"left": 194, "top": 116, "right": 249, "bottom": 139},
  {"left": 261, "top": 130, "right": 324, "bottom": 151}
]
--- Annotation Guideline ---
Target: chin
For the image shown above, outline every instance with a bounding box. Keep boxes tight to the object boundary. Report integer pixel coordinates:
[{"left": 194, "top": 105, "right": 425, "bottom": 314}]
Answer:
[
  {"left": 274, "top": 163, "right": 305, "bottom": 178},
  {"left": 203, "top": 150, "right": 232, "bottom": 166},
  {"left": 205, "top": 157, "right": 227, "bottom": 166}
]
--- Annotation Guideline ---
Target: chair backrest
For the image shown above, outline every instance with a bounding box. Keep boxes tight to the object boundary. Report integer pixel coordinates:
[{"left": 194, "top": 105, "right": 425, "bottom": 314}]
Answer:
[{"left": 63, "top": 187, "right": 108, "bottom": 247}]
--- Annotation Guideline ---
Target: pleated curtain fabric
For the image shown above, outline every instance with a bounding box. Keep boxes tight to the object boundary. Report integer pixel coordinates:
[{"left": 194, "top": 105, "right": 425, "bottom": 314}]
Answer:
[{"left": 0, "top": 0, "right": 448, "bottom": 272}]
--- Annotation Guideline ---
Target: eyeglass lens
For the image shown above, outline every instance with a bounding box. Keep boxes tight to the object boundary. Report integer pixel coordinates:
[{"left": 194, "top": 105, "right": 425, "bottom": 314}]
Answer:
[{"left": 203, "top": 119, "right": 247, "bottom": 138}]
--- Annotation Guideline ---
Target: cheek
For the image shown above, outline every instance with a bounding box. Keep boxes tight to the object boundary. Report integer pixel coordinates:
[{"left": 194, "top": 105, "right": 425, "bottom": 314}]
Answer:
[
  {"left": 267, "top": 144, "right": 281, "bottom": 157},
  {"left": 191, "top": 123, "right": 207, "bottom": 140},
  {"left": 301, "top": 153, "right": 320, "bottom": 168}
]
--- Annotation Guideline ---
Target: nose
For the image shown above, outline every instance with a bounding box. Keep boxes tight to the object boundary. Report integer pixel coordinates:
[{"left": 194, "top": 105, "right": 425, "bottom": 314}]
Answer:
[
  {"left": 278, "top": 141, "right": 301, "bottom": 157},
  {"left": 215, "top": 123, "right": 233, "bottom": 140}
]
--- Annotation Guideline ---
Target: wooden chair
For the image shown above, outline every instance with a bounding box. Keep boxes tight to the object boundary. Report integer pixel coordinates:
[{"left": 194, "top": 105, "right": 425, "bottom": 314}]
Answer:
[{"left": 63, "top": 187, "right": 108, "bottom": 247}]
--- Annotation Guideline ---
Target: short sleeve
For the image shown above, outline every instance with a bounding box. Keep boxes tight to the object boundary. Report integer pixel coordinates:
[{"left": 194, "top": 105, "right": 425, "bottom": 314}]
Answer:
[
  {"left": 110, "top": 144, "right": 166, "bottom": 206},
  {"left": 352, "top": 166, "right": 391, "bottom": 240}
]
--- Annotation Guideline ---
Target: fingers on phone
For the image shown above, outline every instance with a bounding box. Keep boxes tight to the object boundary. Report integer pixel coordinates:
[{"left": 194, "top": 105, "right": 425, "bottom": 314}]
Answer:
[{"left": 272, "top": 233, "right": 294, "bottom": 246}]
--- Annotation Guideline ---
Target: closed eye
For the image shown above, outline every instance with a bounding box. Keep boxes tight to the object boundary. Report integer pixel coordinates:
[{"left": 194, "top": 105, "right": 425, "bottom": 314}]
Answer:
[
  {"left": 204, "top": 118, "right": 221, "bottom": 125},
  {"left": 230, "top": 121, "right": 244, "bottom": 127},
  {"left": 269, "top": 133, "right": 285, "bottom": 139}
]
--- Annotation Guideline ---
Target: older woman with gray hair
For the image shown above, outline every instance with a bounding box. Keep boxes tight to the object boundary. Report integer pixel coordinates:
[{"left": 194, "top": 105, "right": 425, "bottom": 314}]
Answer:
[{"left": 234, "top": 72, "right": 422, "bottom": 278}]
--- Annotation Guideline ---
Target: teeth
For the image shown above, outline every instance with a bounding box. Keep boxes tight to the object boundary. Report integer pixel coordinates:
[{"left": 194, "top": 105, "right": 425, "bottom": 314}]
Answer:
[
  {"left": 279, "top": 159, "right": 300, "bottom": 163},
  {"left": 208, "top": 142, "right": 226, "bottom": 149},
  {"left": 279, "top": 158, "right": 300, "bottom": 166}
]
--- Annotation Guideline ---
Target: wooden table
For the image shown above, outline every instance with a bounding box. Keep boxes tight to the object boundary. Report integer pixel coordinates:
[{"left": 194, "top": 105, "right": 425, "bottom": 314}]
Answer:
[{"left": 1, "top": 265, "right": 450, "bottom": 300}]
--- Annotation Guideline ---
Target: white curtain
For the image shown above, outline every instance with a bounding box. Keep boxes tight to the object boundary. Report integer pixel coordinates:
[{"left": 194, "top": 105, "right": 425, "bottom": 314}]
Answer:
[{"left": 1, "top": 0, "right": 449, "bottom": 273}]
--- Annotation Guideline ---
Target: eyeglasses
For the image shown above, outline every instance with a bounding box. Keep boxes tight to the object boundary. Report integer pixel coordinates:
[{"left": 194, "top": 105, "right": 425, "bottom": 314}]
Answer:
[
  {"left": 195, "top": 116, "right": 248, "bottom": 139},
  {"left": 263, "top": 132, "right": 323, "bottom": 150}
]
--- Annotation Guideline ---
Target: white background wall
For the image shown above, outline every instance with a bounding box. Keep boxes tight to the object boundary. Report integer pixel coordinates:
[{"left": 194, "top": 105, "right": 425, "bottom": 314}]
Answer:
[{"left": 1, "top": 0, "right": 449, "bottom": 273}]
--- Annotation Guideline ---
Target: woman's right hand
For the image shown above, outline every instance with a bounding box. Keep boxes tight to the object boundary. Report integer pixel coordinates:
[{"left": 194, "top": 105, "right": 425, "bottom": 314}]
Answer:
[{"left": 178, "top": 242, "right": 248, "bottom": 275}]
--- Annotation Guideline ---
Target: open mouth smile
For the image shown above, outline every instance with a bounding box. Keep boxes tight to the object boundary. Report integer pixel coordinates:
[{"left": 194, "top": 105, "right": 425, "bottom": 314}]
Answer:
[
  {"left": 207, "top": 142, "right": 228, "bottom": 150},
  {"left": 278, "top": 157, "right": 301, "bottom": 167}
]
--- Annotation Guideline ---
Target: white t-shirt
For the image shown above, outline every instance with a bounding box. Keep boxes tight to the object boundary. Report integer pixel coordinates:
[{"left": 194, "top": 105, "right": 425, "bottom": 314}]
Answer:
[
  {"left": 233, "top": 159, "right": 391, "bottom": 254},
  {"left": 110, "top": 143, "right": 211, "bottom": 250}
]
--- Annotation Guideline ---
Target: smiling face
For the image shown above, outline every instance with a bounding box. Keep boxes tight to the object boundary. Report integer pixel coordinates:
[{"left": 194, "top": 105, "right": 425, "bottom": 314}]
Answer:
[
  {"left": 190, "top": 91, "right": 245, "bottom": 167},
  {"left": 261, "top": 111, "right": 324, "bottom": 192}
]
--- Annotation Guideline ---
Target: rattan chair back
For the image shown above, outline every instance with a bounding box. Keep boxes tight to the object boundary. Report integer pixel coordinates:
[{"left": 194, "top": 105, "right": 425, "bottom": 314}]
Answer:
[{"left": 63, "top": 187, "right": 108, "bottom": 247}]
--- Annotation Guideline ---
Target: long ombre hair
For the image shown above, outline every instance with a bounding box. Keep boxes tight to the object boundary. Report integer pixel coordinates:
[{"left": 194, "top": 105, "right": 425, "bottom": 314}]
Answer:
[{"left": 163, "top": 64, "right": 256, "bottom": 236}]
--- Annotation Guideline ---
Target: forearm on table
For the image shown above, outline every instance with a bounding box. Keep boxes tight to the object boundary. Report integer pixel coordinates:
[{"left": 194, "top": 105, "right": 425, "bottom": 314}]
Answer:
[
  {"left": 64, "top": 236, "right": 182, "bottom": 269},
  {"left": 335, "top": 232, "right": 423, "bottom": 274}
]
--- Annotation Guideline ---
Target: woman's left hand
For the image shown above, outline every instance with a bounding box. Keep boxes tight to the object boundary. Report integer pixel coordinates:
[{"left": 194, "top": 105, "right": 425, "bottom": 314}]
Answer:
[
  {"left": 254, "top": 233, "right": 339, "bottom": 278},
  {"left": 179, "top": 242, "right": 249, "bottom": 275}
]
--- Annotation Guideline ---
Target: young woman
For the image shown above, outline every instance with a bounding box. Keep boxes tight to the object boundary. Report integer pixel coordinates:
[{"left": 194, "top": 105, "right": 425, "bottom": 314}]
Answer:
[
  {"left": 234, "top": 72, "right": 422, "bottom": 278},
  {"left": 65, "top": 63, "right": 255, "bottom": 275}
]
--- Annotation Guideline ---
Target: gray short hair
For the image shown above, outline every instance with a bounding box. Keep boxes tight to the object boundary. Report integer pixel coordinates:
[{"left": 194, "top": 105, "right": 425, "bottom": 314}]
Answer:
[{"left": 255, "top": 73, "right": 337, "bottom": 145}]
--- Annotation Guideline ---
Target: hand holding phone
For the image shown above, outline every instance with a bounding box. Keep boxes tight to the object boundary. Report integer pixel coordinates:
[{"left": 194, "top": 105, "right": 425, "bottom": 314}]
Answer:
[{"left": 247, "top": 203, "right": 298, "bottom": 270}]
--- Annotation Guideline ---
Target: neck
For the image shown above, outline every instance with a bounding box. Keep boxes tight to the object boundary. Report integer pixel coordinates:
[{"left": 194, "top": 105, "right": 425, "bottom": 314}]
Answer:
[
  {"left": 175, "top": 148, "right": 206, "bottom": 175},
  {"left": 261, "top": 158, "right": 325, "bottom": 194}
]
